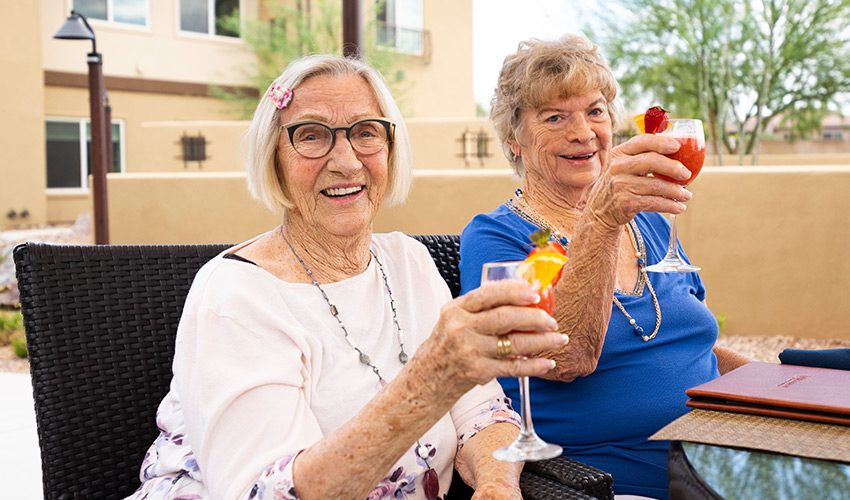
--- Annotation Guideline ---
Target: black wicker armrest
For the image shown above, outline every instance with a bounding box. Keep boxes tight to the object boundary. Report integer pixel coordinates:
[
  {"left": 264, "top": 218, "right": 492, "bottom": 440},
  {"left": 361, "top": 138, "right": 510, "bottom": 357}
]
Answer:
[
  {"left": 520, "top": 472, "right": 597, "bottom": 500},
  {"left": 524, "top": 455, "right": 614, "bottom": 500}
]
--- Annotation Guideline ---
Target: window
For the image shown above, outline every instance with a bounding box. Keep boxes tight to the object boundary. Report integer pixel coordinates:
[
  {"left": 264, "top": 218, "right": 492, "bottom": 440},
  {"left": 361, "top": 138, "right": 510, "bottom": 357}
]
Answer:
[
  {"left": 180, "top": 0, "right": 240, "bottom": 37},
  {"left": 45, "top": 119, "right": 123, "bottom": 190},
  {"left": 73, "top": 0, "right": 148, "bottom": 27},
  {"left": 181, "top": 133, "right": 208, "bottom": 168},
  {"left": 376, "top": 0, "right": 425, "bottom": 55}
]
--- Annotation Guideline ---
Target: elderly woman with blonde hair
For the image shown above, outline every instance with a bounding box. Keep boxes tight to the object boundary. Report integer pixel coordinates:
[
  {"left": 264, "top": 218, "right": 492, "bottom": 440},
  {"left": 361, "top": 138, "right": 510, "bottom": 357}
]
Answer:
[
  {"left": 460, "top": 34, "right": 750, "bottom": 500},
  {"left": 125, "top": 54, "right": 569, "bottom": 500}
]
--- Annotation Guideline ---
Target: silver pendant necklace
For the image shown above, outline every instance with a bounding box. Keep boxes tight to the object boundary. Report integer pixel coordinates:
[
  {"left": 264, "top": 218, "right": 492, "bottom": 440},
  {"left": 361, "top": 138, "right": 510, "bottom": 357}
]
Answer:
[
  {"left": 507, "top": 189, "right": 662, "bottom": 341},
  {"left": 280, "top": 228, "right": 440, "bottom": 499}
]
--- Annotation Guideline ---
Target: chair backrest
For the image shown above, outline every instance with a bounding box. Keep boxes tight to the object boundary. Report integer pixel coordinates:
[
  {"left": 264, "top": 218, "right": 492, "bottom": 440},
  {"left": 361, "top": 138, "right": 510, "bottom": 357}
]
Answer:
[{"left": 13, "top": 235, "right": 460, "bottom": 500}]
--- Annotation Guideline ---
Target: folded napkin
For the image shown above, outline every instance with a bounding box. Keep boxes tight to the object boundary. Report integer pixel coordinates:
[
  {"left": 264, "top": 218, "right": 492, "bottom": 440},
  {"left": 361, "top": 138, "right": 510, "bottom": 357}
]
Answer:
[{"left": 778, "top": 348, "right": 850, "bottom": 371}]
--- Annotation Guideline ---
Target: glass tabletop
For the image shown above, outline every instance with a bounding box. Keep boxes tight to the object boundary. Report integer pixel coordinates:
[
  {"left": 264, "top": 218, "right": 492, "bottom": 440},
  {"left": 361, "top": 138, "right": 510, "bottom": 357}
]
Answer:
[{"left": 684, "top": 442, "right": 850, "bottom": 499}]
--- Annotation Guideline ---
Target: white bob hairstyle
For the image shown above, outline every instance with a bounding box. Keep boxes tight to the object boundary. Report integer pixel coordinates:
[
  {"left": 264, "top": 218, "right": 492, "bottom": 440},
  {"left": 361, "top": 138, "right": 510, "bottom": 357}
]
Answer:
[{"left": 243, "top": 54, "right": 414, "bottom": 211}]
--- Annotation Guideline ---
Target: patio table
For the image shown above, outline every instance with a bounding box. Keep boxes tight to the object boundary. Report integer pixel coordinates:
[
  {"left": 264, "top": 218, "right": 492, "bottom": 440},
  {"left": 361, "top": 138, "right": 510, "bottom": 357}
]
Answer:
[
  {"left": 679, "top": 441, "right": 850, "bottom": 499},
  {"left": 652, "top": 409, "right": 850, "bottom": 499}
]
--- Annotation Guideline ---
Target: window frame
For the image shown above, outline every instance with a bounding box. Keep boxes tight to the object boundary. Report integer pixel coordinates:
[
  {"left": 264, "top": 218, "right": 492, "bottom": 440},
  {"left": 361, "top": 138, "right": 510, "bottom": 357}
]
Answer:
[
  {"left": 176, "top": 0, "right": 243, "bottom": 40},
  {"left": 45, "top": 116, "right": 126, "bottom": 194},
  {"left": 70, "top": 0, "right": 150, "bottom": 30},
  {"left": 375, "top": 0, "right": 425, "bottom": 56}
]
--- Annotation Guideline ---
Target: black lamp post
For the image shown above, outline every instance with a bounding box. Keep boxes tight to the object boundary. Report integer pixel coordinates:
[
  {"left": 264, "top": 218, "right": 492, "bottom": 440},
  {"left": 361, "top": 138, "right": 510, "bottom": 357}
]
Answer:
[
  {"left": 342, "top": 0, "right": 363, "bottom": 59},
  {"left": 54, "top": 10, "right": 110, "bottom": 244}
]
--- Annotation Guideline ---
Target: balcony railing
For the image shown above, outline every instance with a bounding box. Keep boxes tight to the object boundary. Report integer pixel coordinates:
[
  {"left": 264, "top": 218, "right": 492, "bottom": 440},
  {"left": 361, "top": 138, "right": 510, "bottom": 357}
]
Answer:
[{"left": 376, "top": 22, "right": 430, "bottom": 61}]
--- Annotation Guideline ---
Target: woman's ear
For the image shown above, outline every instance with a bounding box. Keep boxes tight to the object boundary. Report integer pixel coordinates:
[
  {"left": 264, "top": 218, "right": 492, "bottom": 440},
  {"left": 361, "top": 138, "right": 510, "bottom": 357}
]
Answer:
[{"left": 507, "top": 139, "right": 522, "bottom": 159}]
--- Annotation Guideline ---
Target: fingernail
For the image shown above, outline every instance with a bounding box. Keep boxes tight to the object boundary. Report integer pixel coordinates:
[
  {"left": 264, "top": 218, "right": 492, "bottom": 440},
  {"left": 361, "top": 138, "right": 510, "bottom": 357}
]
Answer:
[
  {"left": 548, "top": 360, "right": 556, "bottom": 369},
  {"left": 680, "top": 168, "right": 691, "bottom": 179},
  {"left": 531, "top": 293, "right": 541, "bottom": 304},
  {"left": 677, "top": 201, "right": 687, "bottom": 211},
  {"left": 560, "top": 333, "right": 569, "bottom": 345},
  {"left": 547, "top": 317, "right": 558, "bottom": 330},
  {"left": 681, "top": 188, "right": 692, "bottom": 201}
]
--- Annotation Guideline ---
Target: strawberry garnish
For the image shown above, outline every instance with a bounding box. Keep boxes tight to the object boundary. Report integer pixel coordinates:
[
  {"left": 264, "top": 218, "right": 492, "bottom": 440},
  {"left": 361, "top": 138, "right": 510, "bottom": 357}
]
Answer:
[
  {"left": 528, "top": 229, "right": 567, "bottom": 257},
  {"left": 643, "top": 106, "right": 670, "bottom": 134}
]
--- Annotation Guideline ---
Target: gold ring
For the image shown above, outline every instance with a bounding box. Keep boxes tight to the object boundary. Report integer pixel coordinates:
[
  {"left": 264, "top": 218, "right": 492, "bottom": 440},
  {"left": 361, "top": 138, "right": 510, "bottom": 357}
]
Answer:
[{"left": 496, "top": 337, "right": 513, "bottom": 358}]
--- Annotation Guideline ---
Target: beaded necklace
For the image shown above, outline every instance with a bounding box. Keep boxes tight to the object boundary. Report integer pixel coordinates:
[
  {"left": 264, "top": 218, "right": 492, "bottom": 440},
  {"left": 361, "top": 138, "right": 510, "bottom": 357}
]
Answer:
[
  {"left": 506, "top": 189, "right": 662, "bottom": 341},
  {"left": 281, "top": 229, "right": 440, "bottom": 499}
]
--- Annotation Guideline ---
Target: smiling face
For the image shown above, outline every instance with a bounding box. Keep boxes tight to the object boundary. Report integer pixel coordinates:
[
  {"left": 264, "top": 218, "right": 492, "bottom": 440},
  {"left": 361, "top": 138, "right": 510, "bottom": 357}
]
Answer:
[
  {"left": 510, "top": 91, "right": 613, "bottom": 203},
  {"left": 276, "top": 73, "right": 389, "bottom": 238}
]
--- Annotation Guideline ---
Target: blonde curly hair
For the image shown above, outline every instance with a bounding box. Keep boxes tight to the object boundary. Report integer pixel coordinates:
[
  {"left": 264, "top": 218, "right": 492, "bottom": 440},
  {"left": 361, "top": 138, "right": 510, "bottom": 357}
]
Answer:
[{"left": 490, "top": 34, "right": 623, "bottom": 177}]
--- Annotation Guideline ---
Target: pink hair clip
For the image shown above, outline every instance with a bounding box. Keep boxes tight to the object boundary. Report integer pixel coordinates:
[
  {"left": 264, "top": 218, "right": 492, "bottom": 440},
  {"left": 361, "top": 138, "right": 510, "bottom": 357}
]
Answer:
[{"left": 269, "top": 85, "right": 293, "bottom": 109}]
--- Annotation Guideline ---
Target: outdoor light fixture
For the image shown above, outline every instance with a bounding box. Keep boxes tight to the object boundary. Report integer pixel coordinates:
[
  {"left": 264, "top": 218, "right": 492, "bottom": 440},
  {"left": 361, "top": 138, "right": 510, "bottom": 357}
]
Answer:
[{"left": 54, "top": 10, "right": 111, "bottom": 244}]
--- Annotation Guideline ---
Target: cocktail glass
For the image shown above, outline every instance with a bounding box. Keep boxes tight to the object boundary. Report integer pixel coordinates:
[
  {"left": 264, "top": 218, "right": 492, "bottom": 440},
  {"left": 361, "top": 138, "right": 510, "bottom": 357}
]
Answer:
[
  {"left": 646, "top": 118, "right": 706, "bottom": 273},
  {"left": 481, "top": 261, "right": 563, "bottom": 462}
]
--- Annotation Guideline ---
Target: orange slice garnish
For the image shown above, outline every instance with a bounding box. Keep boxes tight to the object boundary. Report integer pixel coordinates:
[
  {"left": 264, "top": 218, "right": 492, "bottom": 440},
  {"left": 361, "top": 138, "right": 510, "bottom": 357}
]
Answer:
[
  {"left": 634, "top": 114, "right": 646, "bottom": 134},
  {"left": 518, "top": 251, "right": 569, "bottom": 290}
]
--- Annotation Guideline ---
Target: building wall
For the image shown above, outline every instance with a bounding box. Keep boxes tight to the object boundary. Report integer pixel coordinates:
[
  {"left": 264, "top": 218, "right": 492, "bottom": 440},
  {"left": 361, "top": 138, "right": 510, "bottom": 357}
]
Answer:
[
  {"left": 0, "top": 0, "right": 477, "bottom": 229},
  {"left": 102, "top": 166, "right": 850, "bottom": 339},
  {"left": 400, "top": 0, "right": 475, "bottom": 118},
  {"left": 42, "top": 0, "right": 259, "bottom": 86},
  {"left": 1, "top": 1, "right": 47, "bottom": 227}
]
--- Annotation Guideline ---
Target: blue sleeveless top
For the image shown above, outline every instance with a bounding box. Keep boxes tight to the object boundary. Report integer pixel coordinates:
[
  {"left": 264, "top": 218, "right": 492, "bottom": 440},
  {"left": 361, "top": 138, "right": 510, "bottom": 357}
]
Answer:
[{"left": 460, "top": 205, "right": 720, "bottom": 500}]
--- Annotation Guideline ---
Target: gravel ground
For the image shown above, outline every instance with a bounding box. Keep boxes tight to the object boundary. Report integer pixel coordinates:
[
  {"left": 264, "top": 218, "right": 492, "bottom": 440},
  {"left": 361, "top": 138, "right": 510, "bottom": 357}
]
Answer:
[
  {"left": 0, "top": 346, "right": 29, "bottom": 374},
  {"left": 3, "top": 335, "right": 849, "bottom": 374},
  {"left": 715, "top": 335, "right": 850, "bottom": 363},
  {"left": 0, "top": 217, "right": 92, "bottom": 307}
]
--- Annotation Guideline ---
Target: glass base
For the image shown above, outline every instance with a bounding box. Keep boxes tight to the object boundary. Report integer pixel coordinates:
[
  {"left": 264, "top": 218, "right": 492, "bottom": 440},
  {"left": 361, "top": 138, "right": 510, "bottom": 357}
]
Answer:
[
  {"left": 492, "top": 433, "right": 563, "bottom": 462},
  {"left": 646, "top": 256, "right": 700, "bottom": 273}
]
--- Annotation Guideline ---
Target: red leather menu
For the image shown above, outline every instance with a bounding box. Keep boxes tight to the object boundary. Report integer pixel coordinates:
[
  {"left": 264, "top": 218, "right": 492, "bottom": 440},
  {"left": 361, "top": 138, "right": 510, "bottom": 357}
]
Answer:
[{"left": 686, "top": 362, "right": 850, "bottom": 426}]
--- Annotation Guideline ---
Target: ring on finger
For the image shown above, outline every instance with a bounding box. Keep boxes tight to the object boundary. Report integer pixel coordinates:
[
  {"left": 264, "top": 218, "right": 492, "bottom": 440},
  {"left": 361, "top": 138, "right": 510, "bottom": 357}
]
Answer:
[{"left": 496, "top": 337, "right": 513, "bottom": 358}]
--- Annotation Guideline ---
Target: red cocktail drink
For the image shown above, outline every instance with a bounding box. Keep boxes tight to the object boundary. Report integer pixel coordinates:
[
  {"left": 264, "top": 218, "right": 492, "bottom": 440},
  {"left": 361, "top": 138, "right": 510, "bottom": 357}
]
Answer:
[
  {"left": 644, "top": 118, "right": 705, "bottom": 273},
  {"left": 654, "top": 136, "right": 706, "bottom": 185}
]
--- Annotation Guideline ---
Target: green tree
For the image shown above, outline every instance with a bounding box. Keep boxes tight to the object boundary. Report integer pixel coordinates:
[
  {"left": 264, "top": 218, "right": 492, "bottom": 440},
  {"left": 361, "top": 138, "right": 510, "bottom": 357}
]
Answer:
[
  {"left": 589, "top": 0, "right": 850, "bottom": 165},
  {"left": 212, "top": 0, "right": 411, "bottom": 119}
]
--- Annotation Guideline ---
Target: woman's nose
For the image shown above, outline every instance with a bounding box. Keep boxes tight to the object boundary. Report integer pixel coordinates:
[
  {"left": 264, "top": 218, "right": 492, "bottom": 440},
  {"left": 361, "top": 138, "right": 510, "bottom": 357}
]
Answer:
[
  {"left": 326, "top": 130, "right": 363, "bottom": 173},
  {"left": 565, "top": 117, "right": 595, "bottom": 143}
]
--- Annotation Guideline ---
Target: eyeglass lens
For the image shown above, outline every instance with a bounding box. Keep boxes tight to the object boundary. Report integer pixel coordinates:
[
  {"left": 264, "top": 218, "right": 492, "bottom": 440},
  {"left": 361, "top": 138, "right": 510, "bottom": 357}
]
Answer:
[{"left": 290, "top": 120, "right": 390, "bottom": 158}]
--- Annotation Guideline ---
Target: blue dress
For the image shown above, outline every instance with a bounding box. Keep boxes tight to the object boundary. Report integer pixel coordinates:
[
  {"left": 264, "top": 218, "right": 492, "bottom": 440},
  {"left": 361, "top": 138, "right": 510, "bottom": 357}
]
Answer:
[{"left": 460, "top": 204, "right": 720, "bottom": 500}]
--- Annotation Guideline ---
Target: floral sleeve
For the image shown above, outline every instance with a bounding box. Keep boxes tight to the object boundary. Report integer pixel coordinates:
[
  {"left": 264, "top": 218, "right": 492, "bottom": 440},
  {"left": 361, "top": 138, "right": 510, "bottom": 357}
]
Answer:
[
  {"left": 453, "top": 382, "right": 520, "bottom": 452},
  {"left": 240, "top": 451, "right": 302, "bottom": 500}
]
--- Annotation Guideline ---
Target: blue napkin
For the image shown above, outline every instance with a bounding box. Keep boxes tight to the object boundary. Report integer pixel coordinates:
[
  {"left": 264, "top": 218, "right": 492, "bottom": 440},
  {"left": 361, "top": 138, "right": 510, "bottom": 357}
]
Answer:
[{"left": 778, "top": 348, "right": 850, "bottom": 370}]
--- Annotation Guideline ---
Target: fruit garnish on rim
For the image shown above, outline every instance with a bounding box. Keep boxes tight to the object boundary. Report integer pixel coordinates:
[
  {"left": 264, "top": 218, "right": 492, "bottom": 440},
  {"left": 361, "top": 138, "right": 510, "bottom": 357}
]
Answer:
[
  {"left": 634, "top": 106, "right": 670, "bottom": 134},
  {"left": 519, "top": 229, "right": 568, "bottom": 290}
]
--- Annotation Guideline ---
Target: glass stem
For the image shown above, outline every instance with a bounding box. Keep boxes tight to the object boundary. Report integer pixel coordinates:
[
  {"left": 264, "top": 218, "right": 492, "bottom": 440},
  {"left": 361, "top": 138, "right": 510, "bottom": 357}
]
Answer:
[
  {"left": 518, "top": 375, "right": 536, "bottom": 438},
  {"left": 664, "top": 213, "right": 681, "bottom": 261}
]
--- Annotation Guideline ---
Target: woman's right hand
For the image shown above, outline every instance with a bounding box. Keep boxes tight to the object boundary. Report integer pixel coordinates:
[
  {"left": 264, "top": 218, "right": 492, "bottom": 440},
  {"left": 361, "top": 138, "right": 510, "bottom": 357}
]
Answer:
[
  {"left": 589, "top": 133, "right": 694, "bottom": 229},
  {"left": 412, "top": 279, "right": 568, "bottom": 400}
]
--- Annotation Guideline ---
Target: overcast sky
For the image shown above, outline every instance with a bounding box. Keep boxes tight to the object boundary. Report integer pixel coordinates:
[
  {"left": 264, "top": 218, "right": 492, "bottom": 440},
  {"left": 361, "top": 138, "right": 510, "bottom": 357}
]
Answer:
[{"left": 472, "top": 0, "right": 593, "bottom": 108}]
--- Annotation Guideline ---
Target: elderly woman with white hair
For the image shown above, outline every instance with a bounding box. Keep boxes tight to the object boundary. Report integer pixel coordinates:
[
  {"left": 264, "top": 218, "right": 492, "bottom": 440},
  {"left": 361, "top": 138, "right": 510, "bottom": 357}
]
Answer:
[{"left": 125, "top": 54, "right": 569, "bottom": 500}]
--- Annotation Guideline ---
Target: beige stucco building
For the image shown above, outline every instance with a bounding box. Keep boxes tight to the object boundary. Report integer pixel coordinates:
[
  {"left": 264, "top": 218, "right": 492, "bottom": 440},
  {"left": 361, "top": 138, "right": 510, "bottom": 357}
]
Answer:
[{"left": 2, "top": 0, "right": 483, "bottom": 229}]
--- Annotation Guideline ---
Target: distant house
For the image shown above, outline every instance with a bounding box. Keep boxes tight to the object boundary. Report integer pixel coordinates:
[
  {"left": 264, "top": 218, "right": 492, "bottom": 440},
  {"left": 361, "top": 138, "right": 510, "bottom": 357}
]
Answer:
[{"left": 1, "top": 0, "right": 474, "bottom": 228}]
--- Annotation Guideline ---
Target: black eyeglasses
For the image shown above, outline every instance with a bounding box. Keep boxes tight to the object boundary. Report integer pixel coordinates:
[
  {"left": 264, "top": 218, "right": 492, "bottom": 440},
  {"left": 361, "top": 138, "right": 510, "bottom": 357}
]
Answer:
[{"left": 279, "top": 118, "right": 395, "bottom": 159}]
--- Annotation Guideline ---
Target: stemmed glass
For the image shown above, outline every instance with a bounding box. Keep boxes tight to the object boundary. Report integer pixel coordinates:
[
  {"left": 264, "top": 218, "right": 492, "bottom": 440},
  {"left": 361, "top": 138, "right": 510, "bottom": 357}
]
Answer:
[
  {"left": 481, "top": 261, "right": 563, "bottom": 462},
  {"left": 645, "top": 119, "right": 706, "bottom": 273}
]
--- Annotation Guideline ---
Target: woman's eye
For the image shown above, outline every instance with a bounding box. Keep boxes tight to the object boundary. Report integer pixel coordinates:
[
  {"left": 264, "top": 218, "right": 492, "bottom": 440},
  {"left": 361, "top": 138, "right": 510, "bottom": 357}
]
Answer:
[
  {"left": 545, "top": 115, "right": 561, "bottom": 123},
  {"left": 589, "top": 107, "right": 605, "bottom": 117}
]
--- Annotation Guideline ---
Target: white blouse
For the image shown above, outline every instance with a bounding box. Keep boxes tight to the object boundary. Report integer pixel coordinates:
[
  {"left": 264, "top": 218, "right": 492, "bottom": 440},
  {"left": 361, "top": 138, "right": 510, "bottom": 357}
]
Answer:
[{"left": 127, "top": 232, "right": 518, "bottom": 500}]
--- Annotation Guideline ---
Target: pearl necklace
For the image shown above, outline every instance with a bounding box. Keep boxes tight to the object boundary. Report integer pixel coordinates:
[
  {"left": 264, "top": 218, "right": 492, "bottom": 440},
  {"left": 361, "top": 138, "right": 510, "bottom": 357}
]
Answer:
[
  {"left": 280, "top": 229, "right": 440, "bottom": 499},
  {"left": 506, "top": 189, "right": 662, "bottom": 341}
]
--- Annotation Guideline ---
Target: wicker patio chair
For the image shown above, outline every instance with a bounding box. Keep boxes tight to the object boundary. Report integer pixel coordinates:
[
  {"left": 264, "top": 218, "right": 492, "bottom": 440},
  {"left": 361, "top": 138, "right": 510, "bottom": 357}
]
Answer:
[{"left": 14, "top": 236, "right": 612, "bottom": 500}]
